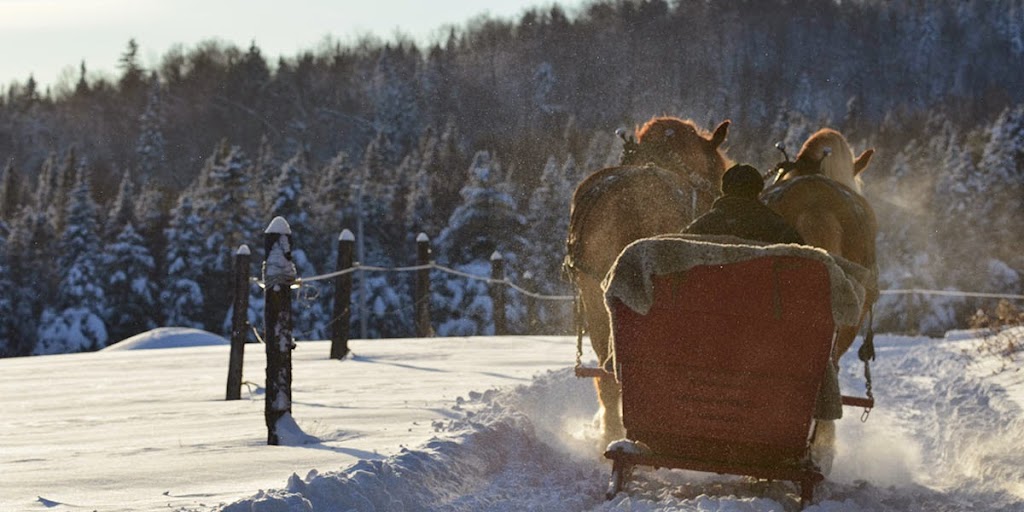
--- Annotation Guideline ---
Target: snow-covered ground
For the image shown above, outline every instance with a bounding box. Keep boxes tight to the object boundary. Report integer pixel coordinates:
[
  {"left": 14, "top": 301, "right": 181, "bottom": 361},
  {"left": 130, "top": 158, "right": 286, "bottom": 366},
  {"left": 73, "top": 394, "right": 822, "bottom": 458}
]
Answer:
[{"left": 2, "top": 328, "right": 1023, "bottom": 511}]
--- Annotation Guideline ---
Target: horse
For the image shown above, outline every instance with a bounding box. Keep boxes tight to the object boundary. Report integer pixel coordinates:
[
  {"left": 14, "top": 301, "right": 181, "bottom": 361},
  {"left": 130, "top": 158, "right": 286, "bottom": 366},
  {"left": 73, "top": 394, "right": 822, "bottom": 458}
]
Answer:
[
  {"left": 763, "top": 128, "right": 877, "bottom": 361},
  {"left": 761, "top": 128, "right": 877, "bottom": 473},
  {"left": 565, "top": 117, "right": 731, "bottom": 443}
]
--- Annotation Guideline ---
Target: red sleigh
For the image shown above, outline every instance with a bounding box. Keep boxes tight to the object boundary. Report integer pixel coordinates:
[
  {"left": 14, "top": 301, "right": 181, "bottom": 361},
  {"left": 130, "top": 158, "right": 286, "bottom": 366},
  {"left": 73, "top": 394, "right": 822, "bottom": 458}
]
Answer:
[{"left": 591, "top": 235, "right": 872, "bottom": 507}]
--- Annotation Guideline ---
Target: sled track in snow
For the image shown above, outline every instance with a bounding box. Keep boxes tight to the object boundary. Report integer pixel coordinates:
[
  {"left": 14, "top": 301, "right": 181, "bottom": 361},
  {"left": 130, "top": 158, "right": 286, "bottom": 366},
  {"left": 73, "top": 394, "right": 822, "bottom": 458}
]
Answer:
[{"left": 218, "top": 335, "right": 1024, "bottom": 512}]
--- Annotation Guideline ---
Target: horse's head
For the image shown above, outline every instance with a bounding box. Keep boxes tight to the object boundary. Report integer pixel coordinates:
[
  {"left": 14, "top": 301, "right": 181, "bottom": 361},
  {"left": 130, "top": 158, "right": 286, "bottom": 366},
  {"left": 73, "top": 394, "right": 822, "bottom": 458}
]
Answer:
[
  {"left": 770, "top": 128, "right": 873, "bottom": 193},
  {"left": 622, "top": 117, "right": 730, "bottom": 201}
]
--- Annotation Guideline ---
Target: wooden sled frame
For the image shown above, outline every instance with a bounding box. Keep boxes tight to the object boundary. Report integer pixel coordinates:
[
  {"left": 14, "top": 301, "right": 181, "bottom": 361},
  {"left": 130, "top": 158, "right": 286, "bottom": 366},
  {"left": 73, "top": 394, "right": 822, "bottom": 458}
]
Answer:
[{"left": 600, "top": 253, "right": 854, "bottom": 508}]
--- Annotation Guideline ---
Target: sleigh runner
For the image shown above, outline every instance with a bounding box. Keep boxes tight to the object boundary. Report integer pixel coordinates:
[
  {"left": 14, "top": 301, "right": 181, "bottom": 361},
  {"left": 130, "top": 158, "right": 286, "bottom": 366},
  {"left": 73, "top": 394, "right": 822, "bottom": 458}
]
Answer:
[{"left": 593, "top": 234, "right": 872, "bottom": 507}]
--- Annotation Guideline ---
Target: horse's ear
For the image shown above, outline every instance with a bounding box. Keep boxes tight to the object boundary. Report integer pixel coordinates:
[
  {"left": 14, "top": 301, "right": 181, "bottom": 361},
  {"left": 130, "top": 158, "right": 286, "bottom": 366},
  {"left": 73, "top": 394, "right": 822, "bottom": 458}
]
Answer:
[
  {"left": 710, "top": 120, "right": 730, "bottom": 148},
  {"left": 853, "top": 148, "right": 874, "bottom": 175}
]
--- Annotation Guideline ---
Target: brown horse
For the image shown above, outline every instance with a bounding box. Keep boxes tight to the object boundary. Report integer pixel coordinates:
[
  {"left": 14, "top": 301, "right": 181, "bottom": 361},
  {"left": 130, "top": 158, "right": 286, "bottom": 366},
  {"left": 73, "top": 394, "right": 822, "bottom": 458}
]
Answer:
[
  {"left": 761, "top": 128, "right": 877, "bottom": 474},
  {"left": 763, "top": 128, "right": 877, "bottom": 362},
  {"left": 565, "top": 117, "right": 731, "bottom": 443}
]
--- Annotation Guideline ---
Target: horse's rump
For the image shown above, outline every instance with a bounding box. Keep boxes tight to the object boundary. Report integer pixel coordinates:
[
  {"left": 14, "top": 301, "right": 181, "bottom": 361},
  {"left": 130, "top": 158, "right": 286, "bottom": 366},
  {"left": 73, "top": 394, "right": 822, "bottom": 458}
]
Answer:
[
  {"left": 762, "top": 176, "right": 877, "bottom": 275},
  {"left": 566, "top": 165, "right": 696, "bottom": 284}
]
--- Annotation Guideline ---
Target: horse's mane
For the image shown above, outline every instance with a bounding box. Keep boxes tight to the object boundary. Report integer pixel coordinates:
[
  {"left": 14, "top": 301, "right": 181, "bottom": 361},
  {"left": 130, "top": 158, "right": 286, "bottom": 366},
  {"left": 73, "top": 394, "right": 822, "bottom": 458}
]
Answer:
[{"left": 796, "top": 129, "right": 861, "bottom": 193}]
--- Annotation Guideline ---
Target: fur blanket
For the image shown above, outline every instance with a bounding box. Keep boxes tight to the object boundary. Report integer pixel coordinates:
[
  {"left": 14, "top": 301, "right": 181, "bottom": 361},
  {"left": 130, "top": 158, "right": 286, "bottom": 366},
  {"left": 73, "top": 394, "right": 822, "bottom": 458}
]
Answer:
[{"left": 602, "top": 234, "right": 868, "bottom": 327}]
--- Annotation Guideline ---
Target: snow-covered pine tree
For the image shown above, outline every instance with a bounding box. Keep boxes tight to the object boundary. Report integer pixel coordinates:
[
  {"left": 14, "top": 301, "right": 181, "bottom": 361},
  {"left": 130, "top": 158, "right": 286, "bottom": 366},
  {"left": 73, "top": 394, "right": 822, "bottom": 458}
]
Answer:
[
  {"left": 978, "top": 104, "right": 1024, "bottom": 274},
  {"left": 36, "top": 164, "right": 108, "bottom": 354},
  {"left": 0, "top": 158, "right": 21, "bottom": 222},
  {"left": 371, "top": 45, "right": 421, "bottom": 158},
  {"left": 3, "top": 203, "right": 56, "bottom": 355},
  {"left": 523, "top": 155, "right": 574, "bottom": 333},
  {"left": 308, "top": 151, "right": 357, "bottom": 256},
  {"left": 305, "top": 151, "right": 358, "bottom": 338},
  {"left": 104, "top": 169, "right": 136, "bottom": 242},
  {"left": 103, "top": 222, "right": 158, "bottom": 343},
  {"left": 48, "top": 147, "right": 78, "bottom": 236},
  {"left": 265, "top": 149, "right": 325, "bottom": 340},
  {"left": 133, "top": 180, "right": 170, "bottom": 283},
  {"left": 193, "top": 143, "right": 261, "bottom": 332},
  {"left": 0, "top": 228, "right": 14, "bottom": 356},
  {"left": 254, "top": 134, "right": 281, "bottom": 214},
  {"left": 405, "top": 139, "right": 438, "bottom": 242},
  {"left": 135, "top": 74, "right": 168, "bottom": 184},
  {"left": 427, "top": 120, "right": 466, "bottom": 225},
  {"left": 349, "top": 132, "right": 412, "bottom": 338},
  {"left": 434, "top": 151, "right": 528, "bottom": 336},
  {"left": 161, "top": 195, "right": 206, "bottom": 329}
]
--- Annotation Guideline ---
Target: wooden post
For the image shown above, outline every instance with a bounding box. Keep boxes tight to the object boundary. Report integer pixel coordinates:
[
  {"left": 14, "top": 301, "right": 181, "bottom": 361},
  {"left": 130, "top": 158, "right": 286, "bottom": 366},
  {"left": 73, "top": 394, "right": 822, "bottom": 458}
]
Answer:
[
  {"left": 330, "top": 229, "right": 354, "bottom": 359},
  {"left": 415, "top": 233, "right": 433, "bottom": 338},
  {"left": 490, "top": 251, "right": 506, "bottom": 336},
  {"left": 523, "top": 270, "right": 537, "bottom": 335},
  {"left": 226, "top": 244, "right": 251, "bottom": 400},
  {"left": 263, "top": 216, "right": 296, "bottom": 446}
]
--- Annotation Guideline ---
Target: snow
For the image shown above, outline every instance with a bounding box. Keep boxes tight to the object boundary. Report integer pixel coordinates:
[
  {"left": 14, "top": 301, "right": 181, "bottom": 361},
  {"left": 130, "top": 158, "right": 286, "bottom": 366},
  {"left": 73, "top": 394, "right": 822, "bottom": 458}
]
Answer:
[
  {"left": 2, "top": 329, "right": 1023, "bottom": 511},
  {"left": 101, "top": 326, "right": 229, "bottom": 351}
]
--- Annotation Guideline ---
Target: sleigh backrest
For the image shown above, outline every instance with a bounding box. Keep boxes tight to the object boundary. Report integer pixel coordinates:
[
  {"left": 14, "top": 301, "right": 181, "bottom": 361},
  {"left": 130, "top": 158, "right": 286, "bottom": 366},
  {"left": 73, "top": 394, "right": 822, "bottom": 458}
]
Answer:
[{"left": 609, "top": 255, "right": 836, "bottom": 465}]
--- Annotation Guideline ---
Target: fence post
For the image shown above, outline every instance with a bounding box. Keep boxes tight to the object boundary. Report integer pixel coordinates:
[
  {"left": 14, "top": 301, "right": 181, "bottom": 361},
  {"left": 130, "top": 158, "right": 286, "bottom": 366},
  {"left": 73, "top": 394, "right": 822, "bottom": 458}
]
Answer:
[
  {"left": 490, "top": 251, "right": 507, "bottom": 336},
  {"left": 331, "top": 229, "right": 354, "bottom": 359},
  {"left": 263, "top": 216, "right": 296, "bottom": 446},
  {"left": 415, "top": 233, "right": 433, "bottom": 338},
  {"left": 226, "top": 244, "right": 251, "bottom": 400},
  {"left": 523, "top": 270, "right": 537, "bottom": 335}
]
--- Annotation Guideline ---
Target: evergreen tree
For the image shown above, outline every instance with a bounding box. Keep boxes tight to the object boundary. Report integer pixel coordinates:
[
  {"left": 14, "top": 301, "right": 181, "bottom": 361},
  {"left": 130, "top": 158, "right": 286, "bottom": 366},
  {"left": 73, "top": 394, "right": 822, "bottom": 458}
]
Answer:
[
  {"left": 524, "top": 156, "right": 572, "bottom": 283},
  {"left": 103, "top": 222, "right": 158, "bottom": 343},
  {"left": 135, "top": 74, "right": 168, "bottom": 183},
  {"left": 118, "top": 38, "right": 146, "bottom": 96},
  {"left": 133, "top": 180, "right": 170, "bottom": 288},
  {"left": 254, "top": 134, "right": 280, "bottom": 213},
  {"left": 522, "top": 155, "right": 575, "bottom": 333},
  {"left": 978, "top": 104, "right": 1024, "bottom": 271},
  {"left": 434, "top": 151, "right": 528, "bottom": 336},
  {"left": 0, "top": 228, "right": 14, "bottom": 356},
  {"left": 0, "top": 158, "right": 21, "bottom": 222},
  {"left": 194, "top": 144, "right": 260, "bottom": 331},
  {"left": 371, "top": 45, "right": 421, "bottom": 157},
  {"left": 161, "top": 196, "right": 206, "bottom": 329},
  {"left": 4, "top": 204, "right": 56, "bottom": 355},
  {"left": 105, "top": 169, "right": 136, "bottom": 241},
  {"left": 309, "top": 151, "right": 357, "bottom": 248},
  {"left": 349, "top": 132, "right": 412, "bottom": 338},
  {"left": 426, "top": 120, "right": 466, "bottom": 230},
  {"left": 405, "top": 142, "right": 438, "bottom": 240},
  {"left": 36, "top": 165, "right": 108, "bottom": 354},
  {"left": 436, "top": 151, "right": 526, "bottom": 264}
]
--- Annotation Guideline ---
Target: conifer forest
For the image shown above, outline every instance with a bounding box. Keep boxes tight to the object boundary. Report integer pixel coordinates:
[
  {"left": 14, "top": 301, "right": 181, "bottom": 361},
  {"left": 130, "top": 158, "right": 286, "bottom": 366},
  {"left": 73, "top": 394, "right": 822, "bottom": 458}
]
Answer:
[{"left": 1, "top": 0, "right": 1022, "bottom": 356}]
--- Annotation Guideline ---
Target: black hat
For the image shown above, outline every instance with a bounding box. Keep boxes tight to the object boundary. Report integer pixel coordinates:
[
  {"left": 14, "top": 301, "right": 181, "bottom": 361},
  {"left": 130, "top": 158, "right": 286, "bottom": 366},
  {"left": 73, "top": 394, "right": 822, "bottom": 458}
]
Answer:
[{"left": 721, "top": 164, "right": 764, "bottom": 198}]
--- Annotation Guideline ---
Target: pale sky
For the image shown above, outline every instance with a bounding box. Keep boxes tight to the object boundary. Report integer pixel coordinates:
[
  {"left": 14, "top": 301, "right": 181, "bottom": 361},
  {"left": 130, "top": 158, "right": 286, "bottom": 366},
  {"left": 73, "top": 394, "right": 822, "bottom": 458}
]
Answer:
[{"left": 0, "top": 0, "right": 582, "bottom": 91}]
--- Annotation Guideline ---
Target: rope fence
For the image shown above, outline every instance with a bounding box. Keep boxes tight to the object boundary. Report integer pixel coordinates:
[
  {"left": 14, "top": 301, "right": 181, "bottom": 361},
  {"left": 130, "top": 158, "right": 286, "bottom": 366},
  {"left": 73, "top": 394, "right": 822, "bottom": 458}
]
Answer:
[
  {"left": 263, "top": 264, "right": 1024, "bottom": 303},
  {"left": 257, "top": 261, "right": 577, "bottom": 301},
  {"left": 229, "top": 216, "right": 1024, "bottom": 443}
]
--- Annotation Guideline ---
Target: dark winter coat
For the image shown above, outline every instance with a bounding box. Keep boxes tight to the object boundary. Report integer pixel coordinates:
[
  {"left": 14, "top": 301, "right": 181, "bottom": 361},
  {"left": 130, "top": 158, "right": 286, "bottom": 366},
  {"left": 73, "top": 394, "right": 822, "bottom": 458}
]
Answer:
[{"left": 683, "top": 195, "right": 805, "bottom": 245}]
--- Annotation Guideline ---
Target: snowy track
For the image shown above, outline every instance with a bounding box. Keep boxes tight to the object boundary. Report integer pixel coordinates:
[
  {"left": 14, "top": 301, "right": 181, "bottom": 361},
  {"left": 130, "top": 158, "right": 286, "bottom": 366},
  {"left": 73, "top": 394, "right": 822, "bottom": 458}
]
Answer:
[
  {"left": 3, "top": 332, "right": 1022, "bottom": 511},
  {"left": 223, "top": 333, "right": 1024, "bottom": 512}
]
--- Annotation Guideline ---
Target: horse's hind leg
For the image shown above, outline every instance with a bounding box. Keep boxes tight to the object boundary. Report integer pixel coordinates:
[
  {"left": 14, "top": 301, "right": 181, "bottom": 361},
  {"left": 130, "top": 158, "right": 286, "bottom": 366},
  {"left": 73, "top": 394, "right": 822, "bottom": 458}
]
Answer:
[{"left": 581, "top": 278, "right": 625, "bottom": 445}]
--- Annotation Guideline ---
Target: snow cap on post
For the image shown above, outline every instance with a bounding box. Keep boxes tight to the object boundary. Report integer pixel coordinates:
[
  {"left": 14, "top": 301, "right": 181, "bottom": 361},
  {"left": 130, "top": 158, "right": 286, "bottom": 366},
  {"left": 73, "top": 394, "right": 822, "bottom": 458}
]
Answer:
[
  {"left": 417, "top": 232, "right": 430, "bottom": 243},
  {"left": 263, "top": 217, "right": 296, "bottom": 287},
  {"left": 237, "top": 244, "right": 250, "bottom": 256},
  {"left": 339, "top": 229, "right": 355, "bottom": 242},
  {"left": 490, "top": 251, "right": 503, "bottom": 261},
  {"left": 265, "top": 216, "right": 291, "bottom": 235}
]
